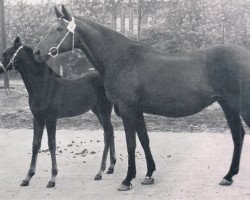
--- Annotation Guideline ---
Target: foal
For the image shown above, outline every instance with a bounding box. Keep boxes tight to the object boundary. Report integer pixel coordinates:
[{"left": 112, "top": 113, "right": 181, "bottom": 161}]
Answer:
[{"left": 0, "top": 37, "right": 117, "bottom": 187}]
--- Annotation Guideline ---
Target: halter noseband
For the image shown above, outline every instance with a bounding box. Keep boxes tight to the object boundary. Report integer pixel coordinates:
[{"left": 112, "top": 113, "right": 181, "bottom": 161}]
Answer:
[
  {"left": 5, "top": 46, "right": 24, "bottom": 71},
  {"left": 48, "top": 17, "right": 76, "bottom": 57}
]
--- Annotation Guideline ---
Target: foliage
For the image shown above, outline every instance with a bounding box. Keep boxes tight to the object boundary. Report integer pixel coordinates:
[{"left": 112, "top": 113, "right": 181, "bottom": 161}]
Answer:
[
  {"left": 141, "top": 0, "right": 250, "bottom": 53},
  {"left": 1, "top": 0, "right": 250, "bottom": 79}
]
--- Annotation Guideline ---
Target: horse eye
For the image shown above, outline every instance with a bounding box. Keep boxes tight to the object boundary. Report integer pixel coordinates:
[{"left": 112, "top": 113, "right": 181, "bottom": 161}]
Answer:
[{"left": 57, "top": 27, "right": 64, "bottom": 32}]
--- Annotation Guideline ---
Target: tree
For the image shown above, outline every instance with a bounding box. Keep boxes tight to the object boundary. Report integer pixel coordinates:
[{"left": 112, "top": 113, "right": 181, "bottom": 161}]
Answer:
[
  {"left": 134, "top": 0, "right": 163, "bottom": 41},
  {"left": 104, "top": 0, "right": 124, "bottom": 29},
  {"left": 0, "top": 0, "right": 9, "bottom": 89}
]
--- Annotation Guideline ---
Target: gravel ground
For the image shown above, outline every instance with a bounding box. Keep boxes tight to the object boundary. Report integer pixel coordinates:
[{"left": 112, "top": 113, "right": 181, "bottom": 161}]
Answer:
[
  {"left": 1, "top": 81, "right": 250, "bottom": 200},
  {"left": 0, "top": 129, "right": 250, "bottom": 200}
]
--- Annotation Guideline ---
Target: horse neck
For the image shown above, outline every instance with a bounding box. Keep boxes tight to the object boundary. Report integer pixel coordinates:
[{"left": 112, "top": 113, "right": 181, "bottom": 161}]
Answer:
[
  {"left": 17, "top": 59, "right": 53, "bottom": 105},
  {"left": 75, "top": 19, "right": 133, "bottom": 76}
]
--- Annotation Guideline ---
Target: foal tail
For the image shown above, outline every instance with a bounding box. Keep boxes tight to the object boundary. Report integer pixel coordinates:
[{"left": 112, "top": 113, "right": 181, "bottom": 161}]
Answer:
[{"left": 114, "top": 104, "right": 121, "bottom": 117}]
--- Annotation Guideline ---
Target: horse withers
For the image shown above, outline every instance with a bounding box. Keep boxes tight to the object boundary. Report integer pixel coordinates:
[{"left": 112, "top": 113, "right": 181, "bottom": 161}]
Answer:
[
  {"left": 1, "top": 37, "right": 118, "bottom": 187},
  {"left": 34, "top": 5, "right": 250, "bottom": 190}
]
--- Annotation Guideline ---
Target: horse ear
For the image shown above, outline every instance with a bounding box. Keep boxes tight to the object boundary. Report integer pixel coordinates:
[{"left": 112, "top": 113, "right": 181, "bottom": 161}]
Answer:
[
  {"left": 14, "top": 37, "right": 22, "bottom": 48},
  {"left": 55, "top": 6, "right": 63, "bottom": 18},
  {"left": 61, "top": 5, "right": 72, "bottom": 21}
]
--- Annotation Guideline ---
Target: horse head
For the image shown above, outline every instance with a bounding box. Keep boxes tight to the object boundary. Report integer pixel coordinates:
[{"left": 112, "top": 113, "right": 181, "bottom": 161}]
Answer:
[
  {"left": 1, "top": 37, "right": 23, "bottom": 72},
  {"left": 34, "top": 5, "right": 79, "bottom": 62}
]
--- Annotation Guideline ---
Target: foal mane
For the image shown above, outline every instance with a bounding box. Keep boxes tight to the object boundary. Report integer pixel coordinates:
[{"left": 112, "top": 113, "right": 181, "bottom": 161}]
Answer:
[{"left": 23, "top": 46, "right": 62, "bottom": 78}]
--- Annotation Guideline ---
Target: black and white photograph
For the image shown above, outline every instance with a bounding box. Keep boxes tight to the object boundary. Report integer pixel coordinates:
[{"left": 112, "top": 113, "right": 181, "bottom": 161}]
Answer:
[{"left": 1, "top": 0, "right": 250, "bottom": 199}]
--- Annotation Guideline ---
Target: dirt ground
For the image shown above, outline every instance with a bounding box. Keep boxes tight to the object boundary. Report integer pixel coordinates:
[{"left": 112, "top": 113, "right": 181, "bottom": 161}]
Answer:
[
  {"left": 1, "top": 129, "right": 250, "bottom": 200},
  {"left": 1, "top": 81, "right": 250, "bottom": 200}
]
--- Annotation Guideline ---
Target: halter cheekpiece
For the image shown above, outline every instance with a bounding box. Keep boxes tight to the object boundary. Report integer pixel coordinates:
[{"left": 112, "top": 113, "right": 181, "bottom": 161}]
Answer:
[
  {"left": 48, "top": 17, "right": 76, "bottom": 57},
  {"left": 5, "top": 46, "right": 24, "bottom": 71}
]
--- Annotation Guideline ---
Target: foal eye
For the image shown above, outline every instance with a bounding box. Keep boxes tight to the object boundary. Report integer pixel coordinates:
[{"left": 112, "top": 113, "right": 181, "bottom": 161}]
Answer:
[{"left": 57, "top": 27, "right": 64, "bottom": 32}]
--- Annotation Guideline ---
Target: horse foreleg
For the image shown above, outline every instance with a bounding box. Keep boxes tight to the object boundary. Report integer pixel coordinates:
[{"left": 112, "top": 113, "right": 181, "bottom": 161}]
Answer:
[
  {"left": 46, "top": 117, "right": 58, "bottom": 188},
  {"left": 117, "top": 105, "right": 136, "bottom": 191},
  {"left": 218, "top": 100, "right": 245, "bottom": 186},
  {"left": 135, "top": 113, "right": 156, "bottom": 185},
  {"left": 21, "top": 117, "right": 45, "bottom": 186}
]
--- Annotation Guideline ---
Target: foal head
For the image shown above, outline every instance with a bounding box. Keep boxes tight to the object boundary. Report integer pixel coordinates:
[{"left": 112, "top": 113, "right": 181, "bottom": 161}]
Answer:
[
  {"left": 2, "top": 37, "right": 45, "bottom": 75},
  {"left": 34, "top": 5, "right": 79, "bottom": 62}
]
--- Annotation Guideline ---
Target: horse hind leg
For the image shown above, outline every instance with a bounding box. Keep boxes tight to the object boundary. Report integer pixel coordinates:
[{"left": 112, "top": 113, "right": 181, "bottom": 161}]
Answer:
[
  {"left": 92, "top": 103, "right": 116, "bottom": 181},
  {"left": 20, "top": 117, "right": 45, "bottom": 186},
  {"left": 217, "top": 99, "right": 245, "bottom": 186},
  {"left": 46, "top": 117, "right": 58, "bottom": 188},
  {"left": 135, "top": 113, "right": 156, "bottom": 185}
]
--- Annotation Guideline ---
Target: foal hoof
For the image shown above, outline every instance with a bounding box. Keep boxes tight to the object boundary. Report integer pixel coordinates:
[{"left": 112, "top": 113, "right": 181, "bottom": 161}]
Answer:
[
  {"left": 141, "top": 176, "right": 154, "bottom": 185},
  {"left": 46, "top": 181, "right": 55, "bottom": 188},
  {"left": 219, "top": 178, "right": 233, "bottom": 186},
  {"left": 20, "top": 180, "right": 29, "bottom": 186},
  {"left": 94, "top": 174, "right": 102, "bottom": 180},
  {"left": 106, "top": 168, "right": 114, "bottom": 174},
  {"left": 117, "top": 183, "right": 132, "bottom": 191}
]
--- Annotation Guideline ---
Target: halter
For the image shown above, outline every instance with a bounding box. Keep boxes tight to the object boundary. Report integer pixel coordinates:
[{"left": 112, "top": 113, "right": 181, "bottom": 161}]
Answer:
[
  {"left": 0, "top": 61, "right": 4, "bottom": 72},
  {"left": 5, "top": 46, "right": 24, "bottom": 71},
  {"left": 47, "top": 17, "right": 76, "bottom": 57}
]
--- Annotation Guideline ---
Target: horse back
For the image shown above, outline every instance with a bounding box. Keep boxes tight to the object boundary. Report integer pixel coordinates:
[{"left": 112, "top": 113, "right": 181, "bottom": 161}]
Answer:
[{"left": 53, "top": 70, "right": 103, "bottom": 118}]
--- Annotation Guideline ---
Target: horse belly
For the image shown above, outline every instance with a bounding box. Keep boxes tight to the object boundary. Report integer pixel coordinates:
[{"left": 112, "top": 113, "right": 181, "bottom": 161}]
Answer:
[
  {"left": 57, "top": 86, "right": 97, "bottom": 118},
  {"left": 138, "top": 84, "right": 215, "bottom": 118}
]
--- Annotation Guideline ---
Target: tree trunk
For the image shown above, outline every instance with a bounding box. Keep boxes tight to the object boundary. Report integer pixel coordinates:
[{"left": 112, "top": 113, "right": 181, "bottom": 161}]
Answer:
[
  {"left": 137, "top": 1, "right": 143, "bottom": 41},
  {"left": 0, "top": 0, "right": 10, "bottom": 89},
  {"left": 121, "top": 6, "right": 125, "bottom": 34},
  {"left": 129, "top": 2, "right": 134, "bottom": 35}
]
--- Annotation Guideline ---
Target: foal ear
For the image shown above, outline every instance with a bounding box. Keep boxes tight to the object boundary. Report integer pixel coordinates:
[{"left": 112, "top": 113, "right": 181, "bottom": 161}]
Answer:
[
  {"left": 14, "top": 37, "right": 22, "bottom": 48},
  {"left": 55, "top": 6, "right": 63, "bottom": 18},
  {"left": 61, "top": 5, "right": 72, "bottom": 21}
]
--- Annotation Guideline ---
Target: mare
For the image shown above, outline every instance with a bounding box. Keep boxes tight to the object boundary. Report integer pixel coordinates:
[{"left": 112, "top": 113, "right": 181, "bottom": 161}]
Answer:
[
  {"left": 34, "top": 5, "right": 250, "bottom": 190},
  {"left": 0, "top": 37, "right": 118, "bottom": 188}
]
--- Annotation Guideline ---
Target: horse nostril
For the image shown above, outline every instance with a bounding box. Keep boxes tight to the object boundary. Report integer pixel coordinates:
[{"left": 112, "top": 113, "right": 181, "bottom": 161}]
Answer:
[{"left": 35, "top": 50, "right": 41, "bottom": 56}]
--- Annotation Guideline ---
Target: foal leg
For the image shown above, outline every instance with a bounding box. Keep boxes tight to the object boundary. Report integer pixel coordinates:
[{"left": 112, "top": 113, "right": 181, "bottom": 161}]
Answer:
[
  {"left": 21, "top": 117, "right": 45, "bottom": 186},
  {"left": 218, "top": 100, "right": 245, "bottom": 186},
  {"left": 46, "top": 117, "right": 58, "bottom": 188},
  {"left": 117, "top": 105, "right": 136, "bottom": 191},
  {"left": 107, "top": 129, "right": 116, "bottom": 174},
  {"left": 92, "top": 103, "right": 116, "bottom": 180},
  {"left": 135, "top": 113, "right": 156, "bottom": 185}
]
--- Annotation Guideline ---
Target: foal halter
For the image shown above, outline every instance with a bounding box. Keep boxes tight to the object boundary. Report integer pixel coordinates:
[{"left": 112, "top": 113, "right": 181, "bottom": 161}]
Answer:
[
  {"left": 47, "top": 17, "right": 76, "bottom": 57},
  {"left": 5, "top": 46, "right": 24, "bottom": 71},
  {"left": 0, "top": 61, "right": 4, "bottom": 72}
]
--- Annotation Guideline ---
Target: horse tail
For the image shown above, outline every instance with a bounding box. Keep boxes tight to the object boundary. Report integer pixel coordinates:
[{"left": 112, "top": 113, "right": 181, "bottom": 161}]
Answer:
[{"left": 114, "top": 104, "right": 121, "bottom": 117}]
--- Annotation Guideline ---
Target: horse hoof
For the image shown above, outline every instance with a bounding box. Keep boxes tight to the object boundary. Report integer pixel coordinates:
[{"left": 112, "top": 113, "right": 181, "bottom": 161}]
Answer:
[
  {"left": 219, "top": 178, "right": 233, "bottom": 186},
  {"left": 141, "top": 176, "right": 154, "bottom": 185},
  {"left": 20, "top": 180, "right": 29, "bottom": 186},
  {"left": 94, "top": 174, "right": 102, "bottom": 180},
  {"left": 106, "top": 168, "right": 114, "bottom": 174},
  {"left": 117, "top": 183, "right": 132, "bottom": 191},
  {"left": 46, "top": 181, "right": 55, "bottom": 188}
]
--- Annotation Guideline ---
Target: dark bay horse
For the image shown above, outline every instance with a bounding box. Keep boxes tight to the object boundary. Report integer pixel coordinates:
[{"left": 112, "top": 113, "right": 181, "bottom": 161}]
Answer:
[
  {"left": 0, "top": 37, "right": 118, "bottom": 188},
  {"left": 34, "top": 5, "right": 250, "bottom": 191}
]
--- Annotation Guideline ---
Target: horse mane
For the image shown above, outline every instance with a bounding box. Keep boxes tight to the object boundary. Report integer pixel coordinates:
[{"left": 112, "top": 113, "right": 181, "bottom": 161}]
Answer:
[
  {"left": 74, "top": 16, "right": 131, "bottom": 41},
  {"left": 23, "top": 46, "right": 62, "bottom": 78}
]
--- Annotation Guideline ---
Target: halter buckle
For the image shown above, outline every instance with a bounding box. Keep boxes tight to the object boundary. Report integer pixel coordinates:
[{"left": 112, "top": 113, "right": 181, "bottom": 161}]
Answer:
[{"left": 48, "top": 47, "right": 59, "bottom": 57}]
